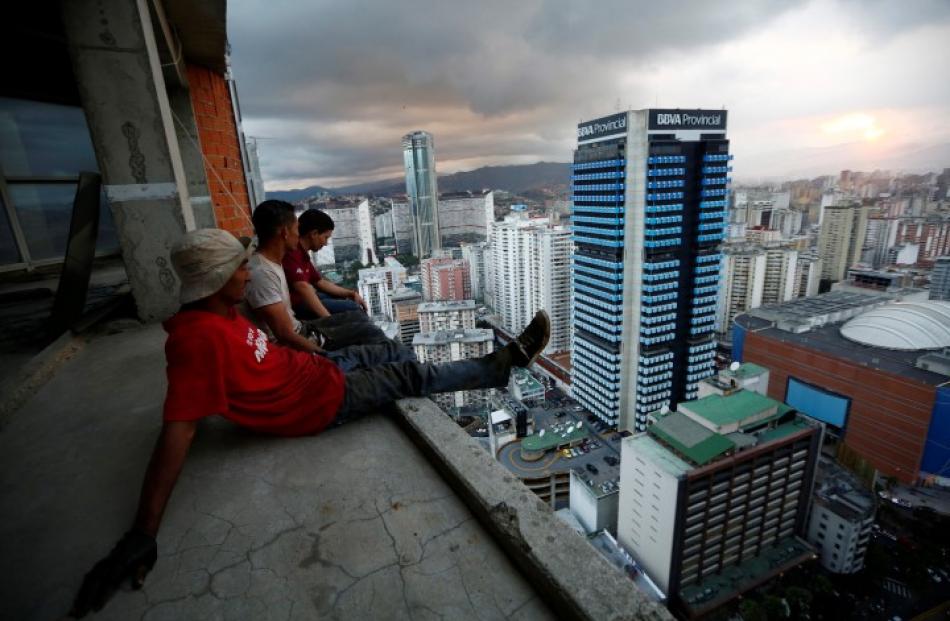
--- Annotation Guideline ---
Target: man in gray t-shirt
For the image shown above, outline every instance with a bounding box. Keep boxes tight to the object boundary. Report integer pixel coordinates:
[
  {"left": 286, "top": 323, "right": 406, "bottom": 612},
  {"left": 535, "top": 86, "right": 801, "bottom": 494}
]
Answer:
[
  {"left": 244, "top": 201, "right": 392, "bottom": 354},
  {"left": 245, "top": 251, "right": 302, "bottom": 339}
]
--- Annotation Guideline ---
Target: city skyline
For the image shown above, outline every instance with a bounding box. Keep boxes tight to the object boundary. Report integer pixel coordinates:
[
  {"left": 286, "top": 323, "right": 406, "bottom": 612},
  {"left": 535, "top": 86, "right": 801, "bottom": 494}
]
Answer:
[{"left": 229, "top": 0, "right": 950, "bottom": 190}]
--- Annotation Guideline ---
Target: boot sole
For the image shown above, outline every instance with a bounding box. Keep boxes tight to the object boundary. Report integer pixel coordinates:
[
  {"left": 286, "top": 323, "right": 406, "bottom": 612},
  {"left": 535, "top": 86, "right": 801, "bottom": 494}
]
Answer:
[{"left": 524, "top": 310, "right": 551, "bottom": 366}]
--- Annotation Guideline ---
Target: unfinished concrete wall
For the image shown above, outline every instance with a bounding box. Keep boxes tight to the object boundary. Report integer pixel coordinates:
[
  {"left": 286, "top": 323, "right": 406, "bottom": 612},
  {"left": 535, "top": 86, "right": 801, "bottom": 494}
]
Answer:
[
  {"left": 187, "top": 65, "right": 253, "bottom": 237},
  {"left": 63, "top": 0, "right": 196, "bottom": 322}
]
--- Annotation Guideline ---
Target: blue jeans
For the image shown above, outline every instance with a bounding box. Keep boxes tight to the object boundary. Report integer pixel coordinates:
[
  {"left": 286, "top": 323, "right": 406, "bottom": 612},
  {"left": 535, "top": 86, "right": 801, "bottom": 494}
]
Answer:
[
  {"left": 332, "top": 345, "right": 515, "bottom": 425},
  {"left": 318, "top": 292, "right": 362, "bottom": 314},
  {"left": 321, "top": 339, "right": 417, "bottom": 373},
  {"left": 301, "top": 311, "right": 389, "bottom": 350},
  {"left": 293, "top": 293, "right": 361, "bottom": 319}
]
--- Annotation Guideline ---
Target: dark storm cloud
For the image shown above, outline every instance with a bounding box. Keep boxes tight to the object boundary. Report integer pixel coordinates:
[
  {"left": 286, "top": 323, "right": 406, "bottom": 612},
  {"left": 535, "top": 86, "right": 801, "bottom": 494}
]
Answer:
[{"left": 226, "top": 0, "right": 950, "bottom": 188}]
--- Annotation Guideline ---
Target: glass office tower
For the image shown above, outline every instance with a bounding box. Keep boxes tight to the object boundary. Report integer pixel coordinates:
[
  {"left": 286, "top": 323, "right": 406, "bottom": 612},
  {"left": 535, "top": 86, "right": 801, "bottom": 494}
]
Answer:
[
  {"left": 570, "top": 109, "right": 731, "bottom": 432},
  {"left": 402, "top": 131, "right": 441, "bottom": 258}
]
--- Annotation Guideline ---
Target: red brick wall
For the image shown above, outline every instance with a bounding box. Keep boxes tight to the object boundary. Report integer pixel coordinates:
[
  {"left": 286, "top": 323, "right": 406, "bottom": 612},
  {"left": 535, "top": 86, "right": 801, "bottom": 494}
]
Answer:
[
  {"left": 186, "top": 64, "right": 253, "bottom": 237},
  {"left": 743, "top": 331, "right": 937, "bottom": 484}
]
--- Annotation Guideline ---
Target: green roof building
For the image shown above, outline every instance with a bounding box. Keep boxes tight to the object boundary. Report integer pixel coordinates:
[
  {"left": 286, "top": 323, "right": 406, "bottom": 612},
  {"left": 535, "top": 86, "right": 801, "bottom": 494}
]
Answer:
[{"left": 618, "top": 389, "right": 822, "bottom": 618}]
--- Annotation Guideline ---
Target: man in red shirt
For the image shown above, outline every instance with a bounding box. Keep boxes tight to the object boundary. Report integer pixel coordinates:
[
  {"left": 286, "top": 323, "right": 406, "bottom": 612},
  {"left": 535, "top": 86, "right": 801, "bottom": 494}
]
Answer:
[
  {"left": 284, "top": 208, "right": 366, "bottom": 318},
  {"left": 70, "top": 228, "right": 550, "bottom": 618}
]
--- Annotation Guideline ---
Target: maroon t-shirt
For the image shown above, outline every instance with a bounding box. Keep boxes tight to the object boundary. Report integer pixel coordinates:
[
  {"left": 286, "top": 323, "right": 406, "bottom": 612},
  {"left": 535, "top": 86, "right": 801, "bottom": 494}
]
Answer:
[{"left": 282, "top": 244, "right": 322, "bottom": 308}]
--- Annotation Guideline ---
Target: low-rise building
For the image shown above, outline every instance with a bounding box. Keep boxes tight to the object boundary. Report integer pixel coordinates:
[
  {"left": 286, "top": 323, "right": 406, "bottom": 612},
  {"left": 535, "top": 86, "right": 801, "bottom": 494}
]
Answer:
[
  {"left": 508, "top": 368, "right": 544, "bottom": 403},
  {"left": 806, "top": 458, "right": 875, "bottom": 574}
]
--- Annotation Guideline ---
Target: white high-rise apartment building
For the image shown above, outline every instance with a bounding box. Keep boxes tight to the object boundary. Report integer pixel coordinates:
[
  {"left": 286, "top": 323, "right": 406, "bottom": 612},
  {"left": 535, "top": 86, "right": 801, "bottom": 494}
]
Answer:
[
  {"left": 417, "top": 300, "right": 477, "bottom": 333},
  {"left": 795, "top": 252, "right": 823, "bottom": 298},
  {"left": 359, "top": 261, "right": 407, "bottom": 292},
  {"left": 412, "top": 330, "right": 494, "bottom": 410},
  {"left": 761, "top": 244, "right": 798, "bottom": 306},
  {"left": 460, "top": 241, "right": 488, "bottom": 302},
  {"left": 717, "top": 246, "right": 766, "bottom": 334},
  {"left": 438, "top": 191, "right": 494, "bottom": 246},
  {"left": 861, "top": 217, "right": 899, "bottom": 269},
  {"left": 357, "top": 272, "right": 393, "bottom": 320},
  {"left": 489, "top": 213, "right": 571, "bottom": 353},
  {"left": 390, "top": 200, "right": 414, "bottom": 256},
  {"left": 321, "top": 199, "right": 376, "bottom": 265},
  {"left": 535, "top": 226, "right": 572, "bottom": 353},
  {"left": 818, "top": 204, "right": 869, "bottom": 282}
]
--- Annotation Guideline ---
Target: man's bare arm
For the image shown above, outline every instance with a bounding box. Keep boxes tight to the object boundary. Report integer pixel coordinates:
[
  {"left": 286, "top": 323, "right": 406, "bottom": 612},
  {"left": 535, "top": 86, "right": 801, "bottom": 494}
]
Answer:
[
  {"left": 316, "top": 279, "right": 368, "bottom": 311},
  {"left": 134, "top": 420, "right": 198, "bottom": 536},
  {"left": 255, "top": 302, "right": 320, "bottom": 352},
  {"left": 291, "top": 281, "right": 330, "bottom": 319}
]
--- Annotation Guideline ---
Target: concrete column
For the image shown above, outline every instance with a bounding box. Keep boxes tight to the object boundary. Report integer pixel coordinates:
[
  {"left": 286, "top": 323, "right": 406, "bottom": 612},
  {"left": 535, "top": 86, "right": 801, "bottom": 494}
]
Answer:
[{"left": 63, "top": 0, "right": 197, "bottom": 321}]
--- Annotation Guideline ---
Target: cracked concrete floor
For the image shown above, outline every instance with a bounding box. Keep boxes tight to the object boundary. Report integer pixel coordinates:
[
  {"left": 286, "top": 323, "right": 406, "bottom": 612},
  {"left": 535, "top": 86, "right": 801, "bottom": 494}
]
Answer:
[{"left": 0, "top": 322, "right": 553, "bottom": 620}]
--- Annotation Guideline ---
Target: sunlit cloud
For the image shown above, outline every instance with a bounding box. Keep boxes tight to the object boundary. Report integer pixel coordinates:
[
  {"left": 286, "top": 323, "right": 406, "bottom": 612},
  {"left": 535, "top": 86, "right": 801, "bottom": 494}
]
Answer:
[{"left": 821, "top": 113, "right": 886, "bottom": 141}]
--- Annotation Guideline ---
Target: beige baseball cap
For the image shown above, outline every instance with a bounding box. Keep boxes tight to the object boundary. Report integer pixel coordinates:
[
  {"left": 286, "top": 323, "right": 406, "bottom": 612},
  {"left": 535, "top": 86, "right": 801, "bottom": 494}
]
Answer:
[{"left": 170, "top": 229, "right": 254, "bottom": 304}]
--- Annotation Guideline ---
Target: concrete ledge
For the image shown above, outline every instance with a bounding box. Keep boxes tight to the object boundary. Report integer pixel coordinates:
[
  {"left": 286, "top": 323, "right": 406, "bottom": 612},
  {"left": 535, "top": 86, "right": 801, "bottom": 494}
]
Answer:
[
  {"left": 0, "top": 331, "right": 85, "bottom": 430},
  {"left": 393, "top": 397, "right": 673, "bottom": 621}
]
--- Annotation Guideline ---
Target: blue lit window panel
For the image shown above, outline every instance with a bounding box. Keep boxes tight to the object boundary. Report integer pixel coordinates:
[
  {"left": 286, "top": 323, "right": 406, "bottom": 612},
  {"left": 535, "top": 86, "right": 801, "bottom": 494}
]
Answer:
[{"left": 785, "top": 378, "right": 851, "bottom": 430}]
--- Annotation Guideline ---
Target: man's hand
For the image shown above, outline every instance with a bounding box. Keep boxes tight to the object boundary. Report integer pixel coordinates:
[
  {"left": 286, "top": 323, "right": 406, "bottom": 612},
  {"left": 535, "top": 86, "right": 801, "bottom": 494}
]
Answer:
[
  {"left": 70, "top": 529, "right": 157, "bottom": 618},
  {"left": 350, "top": 291, "right": 368, "bottom": 312}
]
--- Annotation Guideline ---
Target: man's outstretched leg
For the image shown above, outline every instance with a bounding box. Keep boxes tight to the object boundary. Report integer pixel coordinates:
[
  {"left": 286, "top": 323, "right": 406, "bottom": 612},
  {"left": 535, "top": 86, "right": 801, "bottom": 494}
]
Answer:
[
  {"left": 332, "top": 310, "right": 550, "bottom": 425},
  {"left": 321, "top": 339, "right": 417, "bottom": 372}
]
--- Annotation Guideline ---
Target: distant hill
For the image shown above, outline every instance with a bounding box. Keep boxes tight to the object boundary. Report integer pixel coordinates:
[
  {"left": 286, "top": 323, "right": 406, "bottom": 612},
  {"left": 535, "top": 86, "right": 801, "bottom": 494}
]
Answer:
[
  {"left": 266, "top": 185, "right": 336, "bottom": 202},
  {"left": 270, "top": 161, "right": 572, "bottom": 202}
]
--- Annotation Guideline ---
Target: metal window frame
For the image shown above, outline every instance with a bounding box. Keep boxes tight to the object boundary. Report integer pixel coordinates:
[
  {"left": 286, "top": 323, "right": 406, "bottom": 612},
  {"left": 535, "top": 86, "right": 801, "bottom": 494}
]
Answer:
[{"left": 0, "top": 166, "right": 120, "bottom": 273}]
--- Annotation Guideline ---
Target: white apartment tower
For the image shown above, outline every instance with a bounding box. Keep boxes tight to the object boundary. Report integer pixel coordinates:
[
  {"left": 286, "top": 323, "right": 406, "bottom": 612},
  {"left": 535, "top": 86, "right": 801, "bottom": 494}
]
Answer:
[
  {"left": 717, "top": 246, "right": 765, "bottom": 337},
  {"left": 460, "top": 241, "right": 488, "bottom": 302},
  {"left": 818, "top": 204, "right": 869, "bottom": 282},
  {"left": 795, "top": 252, "right": 823, "bottom": 298},
  {"left": 357, "top": 273, "right": 393, "bottom": 320},
  {"left": 489, "top": 213, "right": 572, "bottom": 353},
  {"left": 761, "top": 245, "right": 799, "bottom": 306},
  {"left": 417, "top": 300, "right": 477, "bottom": 333}
]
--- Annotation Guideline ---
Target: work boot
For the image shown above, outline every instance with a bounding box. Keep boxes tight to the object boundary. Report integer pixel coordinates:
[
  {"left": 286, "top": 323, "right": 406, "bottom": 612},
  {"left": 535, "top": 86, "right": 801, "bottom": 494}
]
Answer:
[{"left": 511, "top": 310, "right": 550, "bottom": 367}]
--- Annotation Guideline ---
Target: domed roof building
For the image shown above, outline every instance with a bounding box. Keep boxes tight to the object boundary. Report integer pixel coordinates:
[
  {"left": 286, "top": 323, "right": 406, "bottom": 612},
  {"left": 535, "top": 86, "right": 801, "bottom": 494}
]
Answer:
[
  {"left": 733, "top": 292, "right": 950, "bottom": 486},
  {"left": 840, "top": 301, "right": 950, "bottom": 351}
]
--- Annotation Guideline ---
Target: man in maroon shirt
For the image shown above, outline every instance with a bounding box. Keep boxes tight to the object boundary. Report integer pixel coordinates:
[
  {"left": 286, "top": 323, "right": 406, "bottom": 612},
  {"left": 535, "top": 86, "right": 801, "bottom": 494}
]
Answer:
[
  {"left": 284, "top": 208, "right": 366, "bottom": 318},
  {"left": 70, "top": 228, "right": 550, "bottom": 617}
]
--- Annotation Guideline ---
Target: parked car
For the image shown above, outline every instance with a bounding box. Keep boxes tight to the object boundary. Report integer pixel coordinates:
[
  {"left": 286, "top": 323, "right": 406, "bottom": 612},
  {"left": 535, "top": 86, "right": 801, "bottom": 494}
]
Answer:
[{"left": 586, "top": 464, "right": 599, "bottom": 474}]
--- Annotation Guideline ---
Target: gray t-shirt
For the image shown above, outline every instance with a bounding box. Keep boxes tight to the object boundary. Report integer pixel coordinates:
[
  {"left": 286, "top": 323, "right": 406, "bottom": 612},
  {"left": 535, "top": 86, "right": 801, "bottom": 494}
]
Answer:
[{"left": 245, "top": 253, "right": 302, "bottom": 336}]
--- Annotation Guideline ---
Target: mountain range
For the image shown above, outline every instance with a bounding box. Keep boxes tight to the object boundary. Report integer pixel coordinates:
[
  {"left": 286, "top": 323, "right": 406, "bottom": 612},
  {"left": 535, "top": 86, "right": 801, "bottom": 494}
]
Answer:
[
  {"left": 267, "top": 161, "right": 571, "bottom": 202},
  {"left": 266, "top": 141, "right": 949, "bottom": 202}
]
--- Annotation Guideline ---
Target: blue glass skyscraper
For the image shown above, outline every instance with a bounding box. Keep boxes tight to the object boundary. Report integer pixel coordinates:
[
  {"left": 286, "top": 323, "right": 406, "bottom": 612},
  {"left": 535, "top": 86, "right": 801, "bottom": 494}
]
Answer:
[
  {"left": 402, "top": 131, "right": 441, "bottom": 258},
  {"left": 570, "top": 109, "right": 731, "bottom": 432}
]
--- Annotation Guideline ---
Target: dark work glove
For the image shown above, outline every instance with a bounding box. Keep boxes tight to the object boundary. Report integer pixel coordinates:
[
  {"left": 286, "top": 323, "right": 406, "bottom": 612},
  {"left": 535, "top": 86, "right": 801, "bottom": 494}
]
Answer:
[{"left": 70, "top": 529, "right": 157, "bottom": 618}]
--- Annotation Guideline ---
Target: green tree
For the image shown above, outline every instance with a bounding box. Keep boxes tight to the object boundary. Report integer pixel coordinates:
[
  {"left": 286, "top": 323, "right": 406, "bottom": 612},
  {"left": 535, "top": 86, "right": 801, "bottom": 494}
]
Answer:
[
  {"left": 762, "top": 595, "right": 787, "bottom": 619},
  {"left": 740, "top": 599, "right": 767, "bottom": 621},
  {"left": 784, "top": 586, "right": 812, "bottom": 618}
]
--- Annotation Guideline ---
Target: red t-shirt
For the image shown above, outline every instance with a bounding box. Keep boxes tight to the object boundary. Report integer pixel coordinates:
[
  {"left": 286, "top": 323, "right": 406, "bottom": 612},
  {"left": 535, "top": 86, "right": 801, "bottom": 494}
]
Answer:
[
  {"left": 283, "top": 244, "right": 322, "bottom": 308},
  {"left": 162, "top": 308, "right": 345, "bottom": 436}
]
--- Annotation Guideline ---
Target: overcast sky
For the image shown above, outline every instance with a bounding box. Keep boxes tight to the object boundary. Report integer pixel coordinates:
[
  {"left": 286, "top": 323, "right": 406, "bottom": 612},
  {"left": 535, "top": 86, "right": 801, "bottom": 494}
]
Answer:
[{"left": 228, "top": 0, "right": 950, "bottom": 191}]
